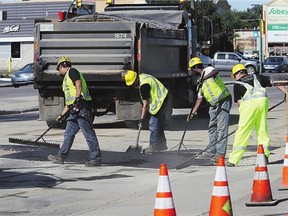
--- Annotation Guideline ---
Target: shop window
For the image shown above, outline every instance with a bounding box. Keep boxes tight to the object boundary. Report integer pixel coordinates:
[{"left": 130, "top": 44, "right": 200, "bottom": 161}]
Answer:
[{"left": 11, "top": 42, "right": 20, "bottom": 58}]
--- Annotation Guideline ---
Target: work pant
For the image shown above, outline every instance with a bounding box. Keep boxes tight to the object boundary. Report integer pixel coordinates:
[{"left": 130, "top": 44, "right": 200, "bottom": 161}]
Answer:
[
  {"left": 206, "top": 95, "right": 232, "bottom": 157},
  {"left": 228, "top": 97, "right": 270, "bottom": 165},
  {"left": 149, "top": 97, "right": 170, "bottom": 147},
  {"left": 59, "top": 107, "right": 102, "bottom": 160}
]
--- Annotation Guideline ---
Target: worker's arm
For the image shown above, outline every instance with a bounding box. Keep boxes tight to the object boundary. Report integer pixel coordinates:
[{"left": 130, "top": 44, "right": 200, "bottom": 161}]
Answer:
[
  {"left": 237, "top": 100, "right": 241, "bottom": 107},
  {"left": 192, "top": 97, "right": 203, "bottom": 114},
  {"left": 75, "top": 79, "right": 82, "bottom": 98},
  {"left": 203, "top": 69, "right": 218, "bottom": 80},
  {"left": 141, "top": 99, "right": 149, "bottom": 120}
]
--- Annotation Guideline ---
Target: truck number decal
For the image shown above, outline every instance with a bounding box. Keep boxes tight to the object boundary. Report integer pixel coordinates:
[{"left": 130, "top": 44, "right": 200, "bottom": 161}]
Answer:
[{"left": 115, "top": 33, "right": 127, "bottom": 39}]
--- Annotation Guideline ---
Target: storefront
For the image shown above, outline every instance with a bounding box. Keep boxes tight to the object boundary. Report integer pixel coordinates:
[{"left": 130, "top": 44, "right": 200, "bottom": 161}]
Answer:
[
  {"left": 263, "top": 0, "right": 288, "bottom": 57},
  {"left": 0, "top": 1, "right": 71, "bottom": 71}
]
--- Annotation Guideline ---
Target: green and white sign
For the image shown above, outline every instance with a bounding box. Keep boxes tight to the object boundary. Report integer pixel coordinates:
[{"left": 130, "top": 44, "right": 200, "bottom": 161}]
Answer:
[{"left": 267, "top": 6, "right": 288, "bottom": 43}]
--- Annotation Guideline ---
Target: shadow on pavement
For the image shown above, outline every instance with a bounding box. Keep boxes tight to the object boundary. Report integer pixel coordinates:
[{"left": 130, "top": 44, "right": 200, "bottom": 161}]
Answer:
[{"left": 0, "top": 144, "right": 209, "bottom": 170}]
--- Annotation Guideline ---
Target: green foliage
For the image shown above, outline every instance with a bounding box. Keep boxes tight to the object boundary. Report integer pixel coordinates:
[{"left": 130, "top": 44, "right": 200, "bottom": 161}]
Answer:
[{"left": 194, "top": 2, "right": 262, "bottom": 54}]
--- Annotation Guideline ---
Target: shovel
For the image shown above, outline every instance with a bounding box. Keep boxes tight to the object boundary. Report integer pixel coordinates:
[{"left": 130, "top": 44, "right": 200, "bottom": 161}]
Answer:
[{"left": 126, "top": 122, "right": 143, "bottom": 153}]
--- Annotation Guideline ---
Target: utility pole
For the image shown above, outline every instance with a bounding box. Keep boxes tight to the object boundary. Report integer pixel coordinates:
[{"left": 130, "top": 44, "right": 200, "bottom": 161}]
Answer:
[{"left": 259, "top": 16, "right": 264, "bottom": 74}]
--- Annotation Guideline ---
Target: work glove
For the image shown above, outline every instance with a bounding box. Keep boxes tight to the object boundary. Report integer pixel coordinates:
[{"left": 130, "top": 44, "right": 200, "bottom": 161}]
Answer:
[
  {"left": 72, "top": 96, "right": 83, "bottom": 112},
  {"left": 56, "top": 115, "right": 64, "bottom": 123},
  {"left": 138, "top": 119, "right": 144, "bottom": 128},
  {"left": 186, "top": 113, "right": 195, "bottom": 122}
]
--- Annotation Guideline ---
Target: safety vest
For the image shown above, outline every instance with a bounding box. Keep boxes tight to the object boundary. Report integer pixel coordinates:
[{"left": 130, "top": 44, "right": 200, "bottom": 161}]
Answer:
[
  {"left": 235, "top": 74, "right": 267, "bottom": 101},
  {"left": 201, "top": 75, "right": 230, "bottom": 106},
  {"left": 139, "top": 74, "right": 168, "bottom": 115},
  {"left": 62, "top": 68, "right": 92, "bottom": 105}
]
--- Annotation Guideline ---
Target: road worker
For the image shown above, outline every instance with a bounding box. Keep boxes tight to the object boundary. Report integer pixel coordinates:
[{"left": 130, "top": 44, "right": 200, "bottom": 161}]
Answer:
[
  {"left": 227, "top": 64, "right": 285, "bottom": 167},
  {"left": 124, "top": 70, "right": 170, "bottom": 153},
  {"left": 188, "top": 57, "right": 232, "bottom": 164},
  {"left": 48, "top": 56, "right": 102, "bottom": 166}
]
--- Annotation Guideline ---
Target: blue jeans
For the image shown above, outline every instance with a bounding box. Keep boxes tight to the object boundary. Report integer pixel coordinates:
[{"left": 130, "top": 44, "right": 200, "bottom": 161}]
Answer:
[
  {"left": 149, "top": 98, "right": 169, "bottom": 147},
  {"left": 59, "top": 107, "right": 101, "bottom": 160},
  {"left": 206, "top": 95, "right": 232, "bottom": 157}
]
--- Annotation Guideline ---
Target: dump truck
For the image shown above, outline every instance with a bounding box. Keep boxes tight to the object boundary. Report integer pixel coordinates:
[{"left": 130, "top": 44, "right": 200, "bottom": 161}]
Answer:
[{"left": 33, "top": 1, "right": 212, "bottom": 127}]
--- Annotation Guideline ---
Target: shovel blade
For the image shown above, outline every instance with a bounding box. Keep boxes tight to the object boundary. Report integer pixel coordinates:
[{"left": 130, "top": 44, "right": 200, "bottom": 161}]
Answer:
[{"left": 126, "top": 145, "right": 142, "bottom": 153}]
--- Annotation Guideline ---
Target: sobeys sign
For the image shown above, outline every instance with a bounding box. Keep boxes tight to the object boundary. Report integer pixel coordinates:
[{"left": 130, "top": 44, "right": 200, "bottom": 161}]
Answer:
[
  {"left": 268, "top": 8, "right": 288, "bottom": 16},
  {"left": 267, "top": 6, "right": 288, "bottom": 43}
]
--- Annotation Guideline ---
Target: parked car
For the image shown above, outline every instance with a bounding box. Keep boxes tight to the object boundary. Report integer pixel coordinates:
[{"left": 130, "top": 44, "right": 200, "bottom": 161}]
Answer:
[
  {"left": 212, "top": 52, "right": 263, "bottom": 74},
  {"left": 264, "top": 56, "right": 288, "bottom": 73},
  {"left": 11, "top": 63, "right": 34, "bottom": 87},
  {"left": 243, "top": 51, "right": 259, "bottom": 59}
]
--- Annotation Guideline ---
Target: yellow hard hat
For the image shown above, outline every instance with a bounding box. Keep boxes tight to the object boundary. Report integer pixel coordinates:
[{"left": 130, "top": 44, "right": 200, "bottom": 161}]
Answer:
[
  {"left": 125, "top": 70, "right": 137, "bottom": 86},
  {"left": 188, "top": 57, "right": 203, "bottom": 69},
  {"left": 57, "top": 56, "right": 71, "bottom": 70},
  {"left": 232, "top": 64, "right": 247, "bottom": 77}
]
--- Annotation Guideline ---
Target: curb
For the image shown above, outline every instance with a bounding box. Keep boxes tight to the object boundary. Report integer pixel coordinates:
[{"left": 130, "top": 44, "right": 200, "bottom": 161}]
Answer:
[
  {"left": 0, "top": 107, "right": 39, "bottom": 116},
  {"left": 0, "top": 78, "right": 11, "bottom": 82}
]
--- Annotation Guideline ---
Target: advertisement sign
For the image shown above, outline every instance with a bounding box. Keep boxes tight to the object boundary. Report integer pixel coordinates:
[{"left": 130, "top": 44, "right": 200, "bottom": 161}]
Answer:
[{"left": 267, "top": 6, "right": 288, "bottom": 43}]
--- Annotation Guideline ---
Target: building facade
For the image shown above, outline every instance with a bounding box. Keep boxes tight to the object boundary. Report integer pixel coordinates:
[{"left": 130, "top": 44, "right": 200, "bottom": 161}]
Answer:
[
  {"left": 263, "top": 0, "right": 288, "bottom": 57},
  {"left": 0, "top": 1, "right": 71, "bottom": 71}
]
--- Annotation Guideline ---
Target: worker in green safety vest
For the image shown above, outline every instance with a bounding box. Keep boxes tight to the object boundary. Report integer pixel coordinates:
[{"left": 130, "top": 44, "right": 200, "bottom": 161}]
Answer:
[
  {"left": 188, "top": 57, "right": 232, "bottom": 165},
  {"left": 124, "top": 70, "right": 170, "bottom": 153},
  {"left": 48, "top": 56, "right": 102, "bottom": 166},
  {"left": 227, "top": 64, "right": 285, "bottom": 167}
]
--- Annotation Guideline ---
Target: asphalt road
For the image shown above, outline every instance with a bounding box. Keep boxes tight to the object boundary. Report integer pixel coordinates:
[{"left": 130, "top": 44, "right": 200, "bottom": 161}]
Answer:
[{"left": 0, "top": 77, "right": 288, "bottom": 216}]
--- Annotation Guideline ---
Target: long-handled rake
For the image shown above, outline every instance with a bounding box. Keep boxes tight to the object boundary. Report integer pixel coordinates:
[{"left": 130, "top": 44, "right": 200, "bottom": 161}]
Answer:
[
  {"left": 170, "top": 71, "right": 205, "bottom": 152},
  {"left": 9, "top": 106, "right": 74, "bottom": 148}
]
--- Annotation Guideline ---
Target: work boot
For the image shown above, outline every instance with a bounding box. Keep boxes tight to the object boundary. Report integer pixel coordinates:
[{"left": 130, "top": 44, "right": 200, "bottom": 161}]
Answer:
[
  {"left": 196, "top": 152, "right": 214, "bottom": 160},
  {"left": 144, "top": 145, "right": 158, "bottom": 154},
  {"left": 47, "top": 154, "right": 64, "bottom": 164},
  {"left": 85, "top": 158, "right": 102, "bottom": 167},
  {"left": 210, "top": 155, "right": 218, "bottom": 165},
  {"left": 226, "top": 161, "right": 235, "bottom": 167}
]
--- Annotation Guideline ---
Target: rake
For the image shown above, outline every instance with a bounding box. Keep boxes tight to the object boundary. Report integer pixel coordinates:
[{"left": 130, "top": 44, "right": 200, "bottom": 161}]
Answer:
[{"left": 8, "top": 106, "right": 74, "bottom": 148}]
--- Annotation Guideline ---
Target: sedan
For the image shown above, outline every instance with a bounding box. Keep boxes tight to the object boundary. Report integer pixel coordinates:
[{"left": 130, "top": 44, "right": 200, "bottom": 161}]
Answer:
[
  {"left": 264, "top": 56, "right": 288, "bottom": 73},
  {"left": 11, "top": 63, "right": 34, "bottom": 87}
]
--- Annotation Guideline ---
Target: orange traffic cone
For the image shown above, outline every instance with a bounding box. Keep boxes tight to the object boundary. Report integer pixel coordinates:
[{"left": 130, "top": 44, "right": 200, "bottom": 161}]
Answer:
[
  {"left": 279, "top": 135, "right": 288, "bottom": 190},
  {"left": 245, "top": 144, "right": 279, "bottom": 206},
  {"left": 154, "top": 164, "right": 176, "bottom": 216},
  {"left": 209, "top": 156, "right": 233, "bottom": 216}
]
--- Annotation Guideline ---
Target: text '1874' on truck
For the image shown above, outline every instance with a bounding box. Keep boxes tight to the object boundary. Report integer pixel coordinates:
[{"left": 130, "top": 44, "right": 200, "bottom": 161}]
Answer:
[{"left": 33, "top": 1, "right": 212, "bottom": 128}]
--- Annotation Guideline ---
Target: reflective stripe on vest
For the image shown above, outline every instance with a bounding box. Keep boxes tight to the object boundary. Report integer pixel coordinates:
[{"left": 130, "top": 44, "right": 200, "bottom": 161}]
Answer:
[
  {"left": 235, "top": 74, "right": 267, "bottom": 101},
  {"left": 139, "top": 74, "right": 168, "bottom": 115},
  {"left": 202, "top": 75, "right": 230, "bottom": 106},
  {"left": 62, "top": 68, "right": 92, "bottom": 105}
]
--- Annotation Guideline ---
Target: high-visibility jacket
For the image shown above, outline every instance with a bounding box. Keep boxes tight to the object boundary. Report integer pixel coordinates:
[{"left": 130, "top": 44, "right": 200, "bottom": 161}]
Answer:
[
  {"left": 62, "top": 68, "right": 92, "bottom": 105},
  {"left": 201, "top": 75, "right": 230, "bottom": 106},
  {"left": 235, "top": 74, "right": 267, "bottom": 100},
  {"left": 139, "top": 74, "right": 168, "bottom": 115}
]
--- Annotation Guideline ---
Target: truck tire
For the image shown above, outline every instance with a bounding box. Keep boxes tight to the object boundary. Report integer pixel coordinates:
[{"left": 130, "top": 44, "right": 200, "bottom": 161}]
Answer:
[
  {"left": 46, "top": 120, "right": 67, "bottom": 129},
  {"left": 246, "top": 65, "right": 256, "bottom": 74}
]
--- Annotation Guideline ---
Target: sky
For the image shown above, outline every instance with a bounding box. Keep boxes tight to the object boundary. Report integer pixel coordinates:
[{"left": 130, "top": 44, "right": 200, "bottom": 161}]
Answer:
[{"left": 228, "top": 0, "right": 269, "bottom": 11}]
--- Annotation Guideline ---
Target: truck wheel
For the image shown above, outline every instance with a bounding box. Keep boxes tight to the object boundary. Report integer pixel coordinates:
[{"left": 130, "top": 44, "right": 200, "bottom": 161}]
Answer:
[
  {"left": 246, "top": 65, "right": 256, "bottom": 74},
  {"left": 46, "top": 120, "right": 66, "bottom": 129}
]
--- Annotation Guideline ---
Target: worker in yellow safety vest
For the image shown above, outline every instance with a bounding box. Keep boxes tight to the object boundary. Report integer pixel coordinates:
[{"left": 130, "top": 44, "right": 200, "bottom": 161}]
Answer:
[
  {"left": 124, "top": 70, "right": 170, "bottom": 153},
  {"left": 188, "top": 57, "right": 232, "bottom": 164},
  {"left": 48, "top": 56, "right": 102, "bottom": 166},
  {"left": 227, "top": 64, "right": 285, "bottom": 167}
]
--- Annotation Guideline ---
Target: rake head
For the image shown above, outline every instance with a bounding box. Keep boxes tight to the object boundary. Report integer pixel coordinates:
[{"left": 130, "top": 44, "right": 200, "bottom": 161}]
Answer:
[{"left": 9, "top": 137, "right": 60, "bottom": 148}]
